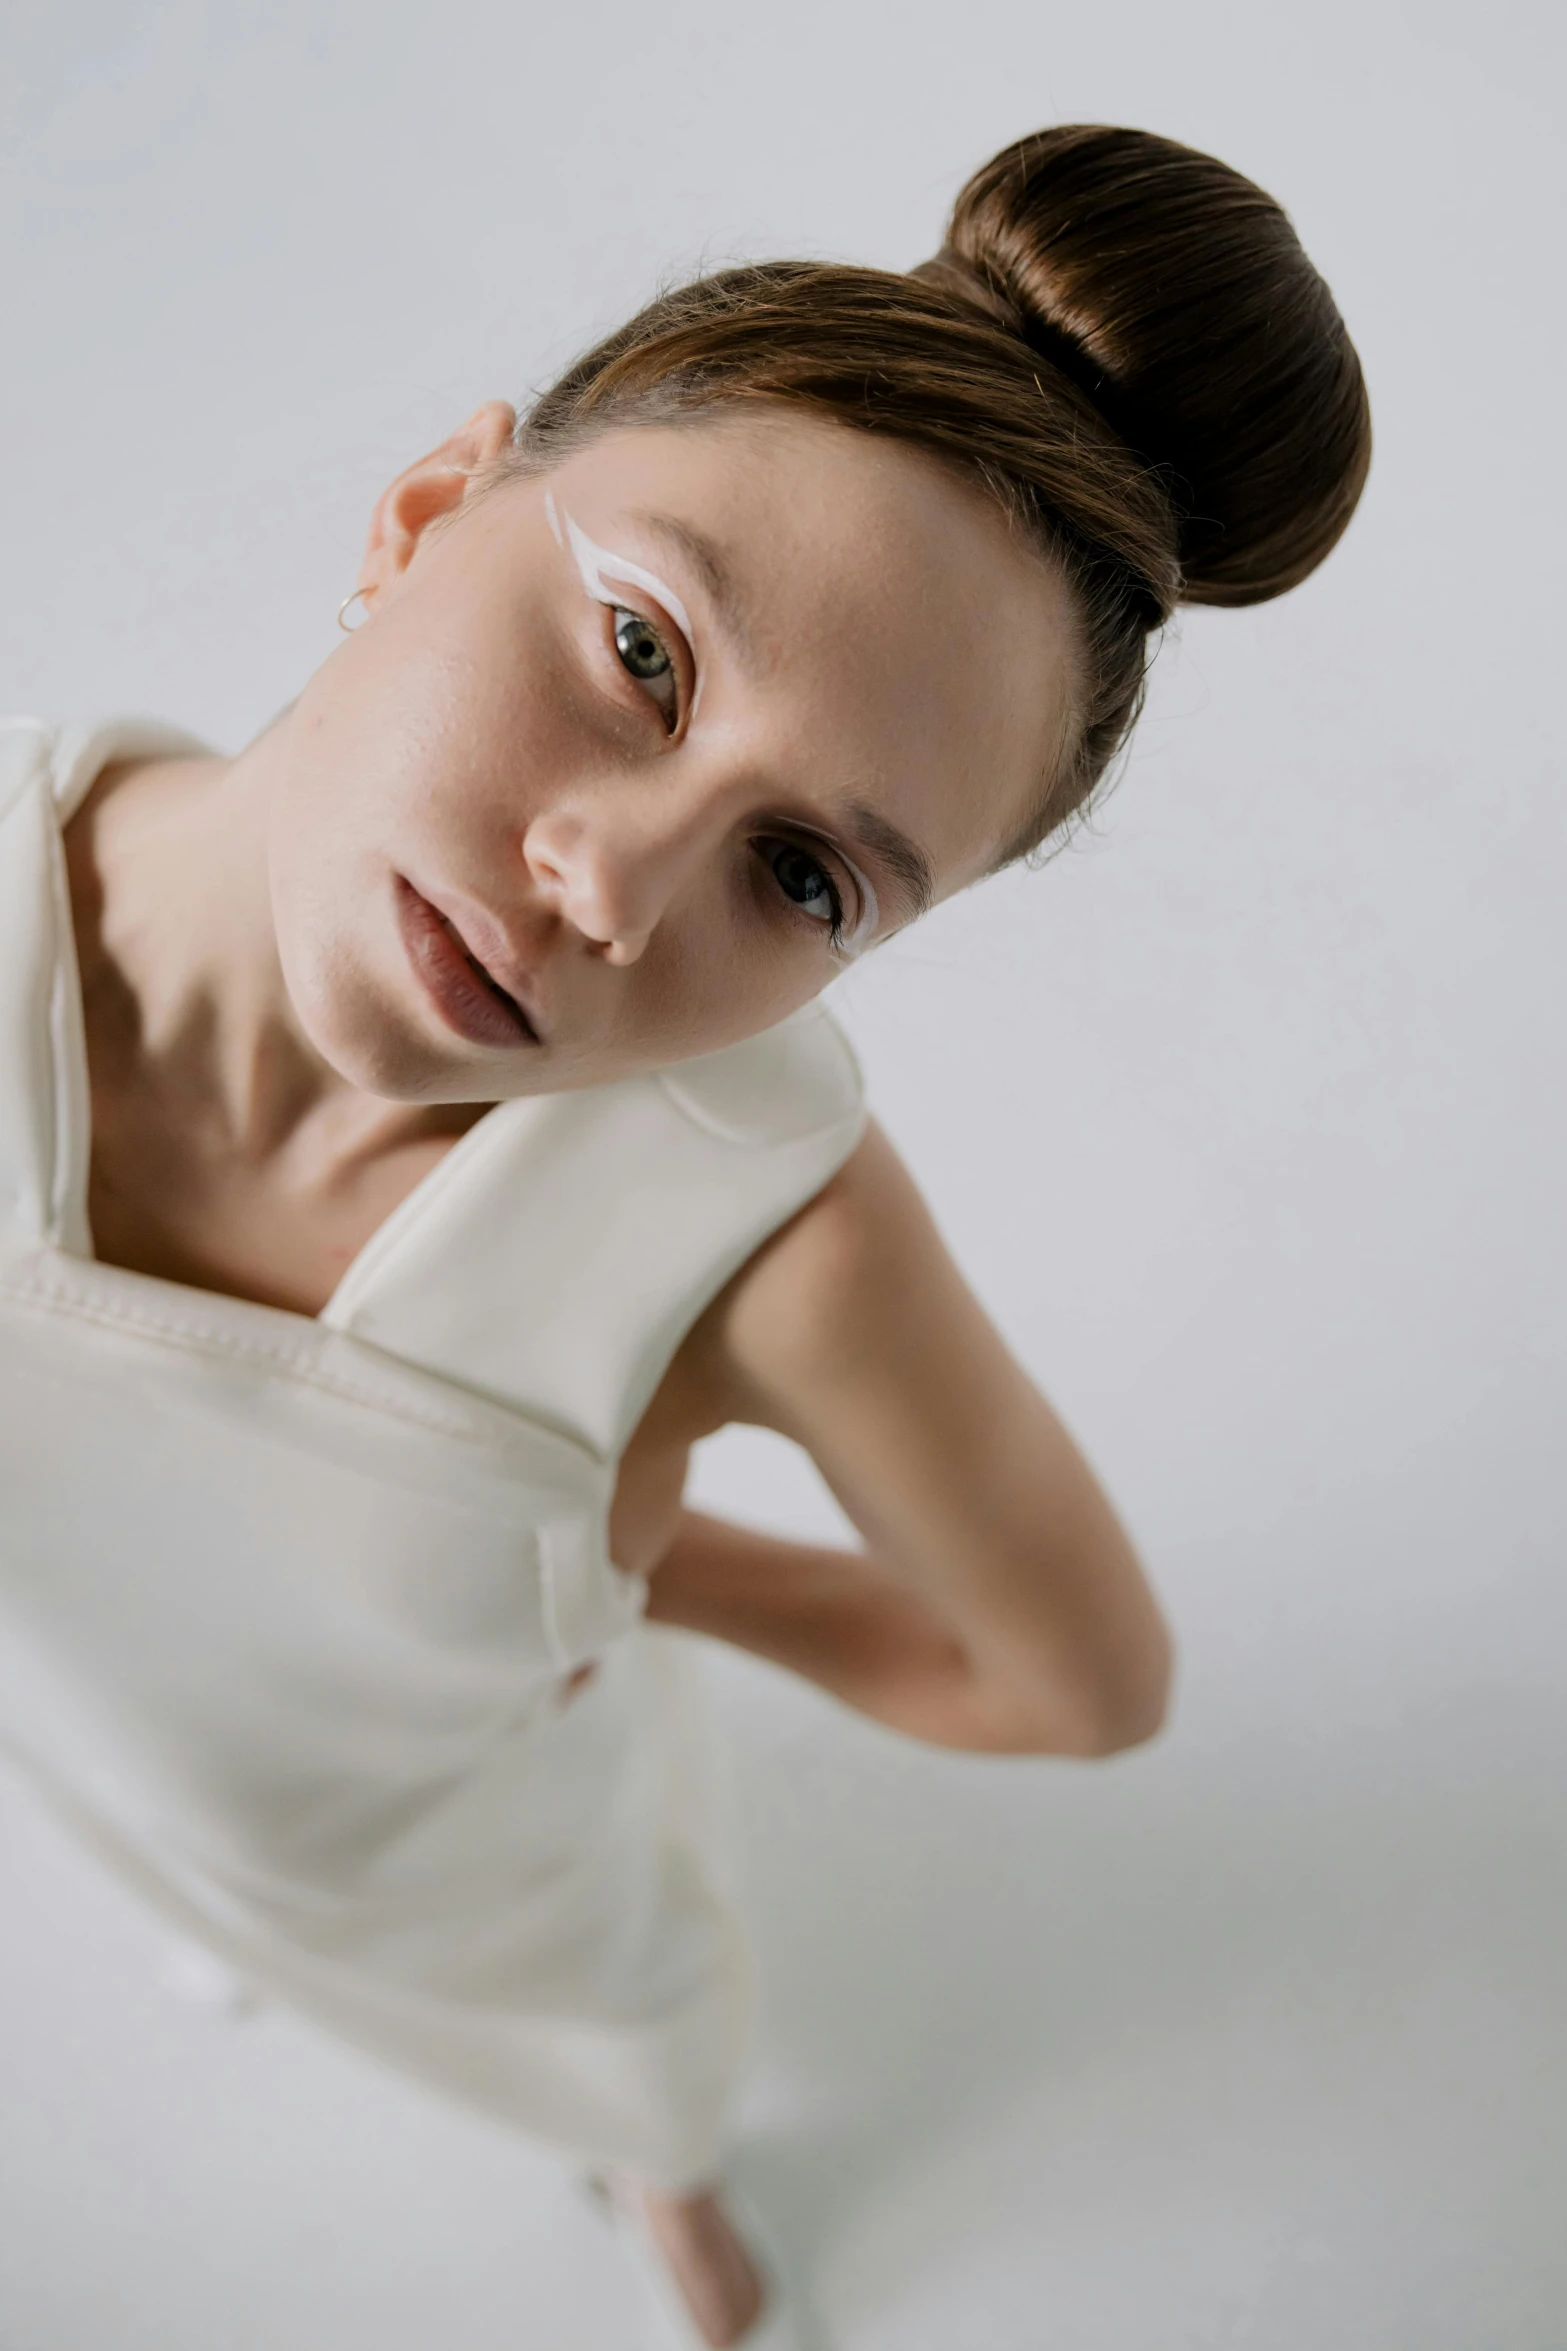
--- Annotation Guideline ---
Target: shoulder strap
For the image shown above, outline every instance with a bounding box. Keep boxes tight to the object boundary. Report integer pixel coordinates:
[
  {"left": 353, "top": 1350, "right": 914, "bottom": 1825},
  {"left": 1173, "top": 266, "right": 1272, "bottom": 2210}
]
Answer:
[
  {"left": 0, "top": 720, "right": 89, "bottom": 1252},
  {"left": 322, "top": 1003, "right": 867, "bottom": 1461},
  {"left": 0, "top": 719, "right": 217, "bottom": 1254}
]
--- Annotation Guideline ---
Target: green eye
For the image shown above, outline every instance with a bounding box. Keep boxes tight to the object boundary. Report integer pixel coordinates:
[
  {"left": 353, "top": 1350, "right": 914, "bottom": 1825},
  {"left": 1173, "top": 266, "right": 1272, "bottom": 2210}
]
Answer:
[
  {"left": 613, "top": 608, "right": 671, "bottom": 681},
  {"left": 611, "top": 605, "right": 678, "bottom": 727}
]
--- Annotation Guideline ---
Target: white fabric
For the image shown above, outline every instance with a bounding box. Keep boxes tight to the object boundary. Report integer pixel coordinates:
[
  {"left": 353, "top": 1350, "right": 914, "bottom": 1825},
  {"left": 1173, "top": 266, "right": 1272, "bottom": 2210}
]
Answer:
[{"left": 0, "top": 715, "right": 867, "bottom": 2191}]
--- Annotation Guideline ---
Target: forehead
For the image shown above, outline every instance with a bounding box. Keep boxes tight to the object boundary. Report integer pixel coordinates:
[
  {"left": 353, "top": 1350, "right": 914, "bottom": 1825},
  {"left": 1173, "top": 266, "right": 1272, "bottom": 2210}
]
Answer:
[{"left": 534, "top": 411, "right": 1080, "bottom": 894}]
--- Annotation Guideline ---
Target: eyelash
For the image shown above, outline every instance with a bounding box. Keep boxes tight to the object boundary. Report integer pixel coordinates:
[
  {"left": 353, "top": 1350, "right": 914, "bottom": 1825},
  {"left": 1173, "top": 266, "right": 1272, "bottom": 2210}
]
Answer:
[{"left": 750, "top": 836, "right": 849, "bottom": 951}]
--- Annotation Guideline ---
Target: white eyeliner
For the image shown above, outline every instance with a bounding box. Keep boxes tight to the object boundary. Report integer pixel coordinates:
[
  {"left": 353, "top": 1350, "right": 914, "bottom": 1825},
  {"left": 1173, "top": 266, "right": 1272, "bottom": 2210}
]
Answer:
[
  {"left": 840, "top": 863, "right": 880, "bottom": 956},
  {"left": 544, "top": 490, "right": 877, "bottom": 956},
  {"left": 545, "top": 489, "right": 701, "bottom": 718}
]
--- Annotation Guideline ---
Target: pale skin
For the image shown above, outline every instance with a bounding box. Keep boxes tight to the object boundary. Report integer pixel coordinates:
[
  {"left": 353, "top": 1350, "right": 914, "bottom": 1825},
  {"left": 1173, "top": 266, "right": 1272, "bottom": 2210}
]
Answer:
[{"left": 63, "top": 400, "right": 1173, "bottom": 2346}]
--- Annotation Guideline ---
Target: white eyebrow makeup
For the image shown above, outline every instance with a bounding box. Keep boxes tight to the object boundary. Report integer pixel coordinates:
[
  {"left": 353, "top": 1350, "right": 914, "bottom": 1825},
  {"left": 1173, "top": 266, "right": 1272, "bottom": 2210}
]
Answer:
[
  {"left": 546, "top": 490, "right": 702, "bottom": 715},
  {"left": 545, "top": 489, "right": 880, "bottom": 957}
]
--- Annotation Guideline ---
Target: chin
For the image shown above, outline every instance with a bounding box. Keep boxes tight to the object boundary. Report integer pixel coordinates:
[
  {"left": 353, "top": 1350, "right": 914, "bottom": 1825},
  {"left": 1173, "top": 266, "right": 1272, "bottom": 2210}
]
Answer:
[
  {"left": 340, "top": 1041, "right": 452, "bottom": 1103},
  {"left": 306, "top": 1004, "right": 429, "bottom": 1100},
  {"left": 276, "top": 921, "right": 441, "bottom": 1102}
]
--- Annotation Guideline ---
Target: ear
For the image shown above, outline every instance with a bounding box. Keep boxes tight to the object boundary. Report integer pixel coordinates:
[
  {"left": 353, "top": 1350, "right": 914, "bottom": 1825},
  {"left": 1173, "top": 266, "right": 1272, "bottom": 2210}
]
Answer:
[{"left": 354, "top": 399, "right": 517, "bottom": 605}]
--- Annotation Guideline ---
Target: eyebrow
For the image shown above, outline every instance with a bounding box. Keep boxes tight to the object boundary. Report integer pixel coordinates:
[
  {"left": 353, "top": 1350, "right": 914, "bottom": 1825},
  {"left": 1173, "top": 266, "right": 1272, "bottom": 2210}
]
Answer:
[
  {"left": 623, "top": 509, "right": 756, "bottom": 668},
  {"left": 843, "top": 799, "right": 935, "bottom": 926},
  {"left": 622, "top": 509, "right": 936, "bottom": 927}
]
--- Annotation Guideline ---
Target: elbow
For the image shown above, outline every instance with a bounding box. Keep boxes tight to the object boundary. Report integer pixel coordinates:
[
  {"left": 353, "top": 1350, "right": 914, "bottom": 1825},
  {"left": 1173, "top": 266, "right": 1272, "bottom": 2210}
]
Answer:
[
  {"left": 1073, "top": 1665, "right": 1172, "bottom": 1757},
  {"left": 947, "top": 1608, "right": 1177, "bottom": 1758},
  {"left": 1074, "top": 1620, "right": 1176, "bottom": 1757},
  {"left": 1029, "top": 1623, "right": 1176, "bottom": 1760}
]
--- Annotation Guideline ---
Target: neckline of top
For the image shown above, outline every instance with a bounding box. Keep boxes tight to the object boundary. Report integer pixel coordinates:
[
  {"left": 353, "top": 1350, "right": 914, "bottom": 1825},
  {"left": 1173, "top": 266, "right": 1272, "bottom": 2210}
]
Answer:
[{"left": 31, "top": 716, "right": 525, "bottom": 1334}]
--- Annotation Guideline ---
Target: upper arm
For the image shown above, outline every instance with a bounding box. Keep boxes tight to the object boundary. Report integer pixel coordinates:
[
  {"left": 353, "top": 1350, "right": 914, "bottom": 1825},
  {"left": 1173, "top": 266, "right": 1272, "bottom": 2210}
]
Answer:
[{"left": 694, "top": 1121, "right": 1172, "bottom": 1750}]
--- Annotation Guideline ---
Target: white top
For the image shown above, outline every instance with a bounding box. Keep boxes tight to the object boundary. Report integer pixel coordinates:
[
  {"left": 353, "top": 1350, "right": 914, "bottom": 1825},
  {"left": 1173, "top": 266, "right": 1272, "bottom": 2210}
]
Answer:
[{"left": 0, "top": 715, "right": 867, "bottom": 2189}]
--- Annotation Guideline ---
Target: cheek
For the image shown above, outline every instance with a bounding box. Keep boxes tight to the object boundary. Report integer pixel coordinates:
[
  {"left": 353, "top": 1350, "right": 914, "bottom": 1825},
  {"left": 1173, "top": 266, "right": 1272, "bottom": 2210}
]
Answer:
[
  {"left": 265, "top": 808, "right": 362, "bottom": 1040},
  {"left": 637, "top": 905, "right": 833, "bottom": 1065},
  {"left": 260, "top": 727, "right": 409, "bottom": 1052},
  {"left": 265, "top": 733, "right": 381, "bottom": 957},
  {"left": 266, "top": 837, "right": 438, "bottom": 1098}
]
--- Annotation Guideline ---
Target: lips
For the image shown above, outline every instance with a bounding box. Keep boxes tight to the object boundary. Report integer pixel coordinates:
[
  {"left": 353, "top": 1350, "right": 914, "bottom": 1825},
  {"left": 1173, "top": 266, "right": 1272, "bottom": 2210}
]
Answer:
[{"left": 395, "top": 875, "right": 541, "bottom": 1051}]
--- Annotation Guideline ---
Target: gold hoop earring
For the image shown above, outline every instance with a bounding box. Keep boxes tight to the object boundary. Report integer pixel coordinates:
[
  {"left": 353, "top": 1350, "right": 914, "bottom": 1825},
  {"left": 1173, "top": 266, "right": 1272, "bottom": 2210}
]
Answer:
[{"left": 337, "top": 587, "right": 372, "bottom": 633}]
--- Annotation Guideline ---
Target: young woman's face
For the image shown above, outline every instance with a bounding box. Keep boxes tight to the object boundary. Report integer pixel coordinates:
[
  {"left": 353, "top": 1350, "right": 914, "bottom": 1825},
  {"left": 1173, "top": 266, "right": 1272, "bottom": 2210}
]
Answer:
[{"left": 269, "top": 405, "right": 1080, "bottom": 1102}]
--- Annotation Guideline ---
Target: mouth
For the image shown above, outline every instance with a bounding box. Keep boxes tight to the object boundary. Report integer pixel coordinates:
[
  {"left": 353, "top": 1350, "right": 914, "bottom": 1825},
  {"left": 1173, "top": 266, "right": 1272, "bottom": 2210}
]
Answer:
[{"left": 394, "top": 875, "right": 541, "bottom": 1051}]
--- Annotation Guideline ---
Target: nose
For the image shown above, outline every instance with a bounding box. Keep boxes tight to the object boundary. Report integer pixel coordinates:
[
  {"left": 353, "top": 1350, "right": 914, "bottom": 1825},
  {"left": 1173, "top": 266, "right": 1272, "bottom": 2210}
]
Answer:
[{"left": 520, "top": 791, "right": 719, "bottom": 967}]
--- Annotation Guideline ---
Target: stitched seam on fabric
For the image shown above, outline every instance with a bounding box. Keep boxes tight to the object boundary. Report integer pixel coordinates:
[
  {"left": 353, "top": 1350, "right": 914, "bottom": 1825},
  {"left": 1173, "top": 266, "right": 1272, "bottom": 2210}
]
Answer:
[{"left": 0, "top": 1268, "right": 516, "bottom": 1447}]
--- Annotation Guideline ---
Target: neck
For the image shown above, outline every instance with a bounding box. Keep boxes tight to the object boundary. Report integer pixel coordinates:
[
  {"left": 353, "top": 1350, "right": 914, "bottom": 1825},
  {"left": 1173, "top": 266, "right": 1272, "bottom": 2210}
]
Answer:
[{"left": 64, "top": 727, "right": 481, "bottom": 1182}]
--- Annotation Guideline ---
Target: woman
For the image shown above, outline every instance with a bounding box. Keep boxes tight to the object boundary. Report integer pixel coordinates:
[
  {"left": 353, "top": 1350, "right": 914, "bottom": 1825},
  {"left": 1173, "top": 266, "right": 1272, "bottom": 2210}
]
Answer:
[{"left": 0, "top": 125, "right": 1368, "bottom": 2347}]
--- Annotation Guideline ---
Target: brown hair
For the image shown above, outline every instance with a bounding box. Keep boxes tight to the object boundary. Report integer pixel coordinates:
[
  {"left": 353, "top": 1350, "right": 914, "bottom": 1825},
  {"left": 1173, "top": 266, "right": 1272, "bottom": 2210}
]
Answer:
[{"left": 501, "top": 125, "right": 1371, "bottom": 860}]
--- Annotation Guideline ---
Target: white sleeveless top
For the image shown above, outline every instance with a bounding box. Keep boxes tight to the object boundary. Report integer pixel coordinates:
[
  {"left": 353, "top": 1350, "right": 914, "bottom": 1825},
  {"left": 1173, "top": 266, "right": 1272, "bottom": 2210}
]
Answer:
[{"left": 0, "top": 715, "right": 867, "bottom": 2189}]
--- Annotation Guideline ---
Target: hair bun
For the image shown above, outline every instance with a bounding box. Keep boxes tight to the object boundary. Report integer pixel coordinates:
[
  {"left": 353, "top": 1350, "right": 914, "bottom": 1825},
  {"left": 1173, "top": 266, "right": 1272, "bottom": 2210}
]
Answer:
[{"left": 931, "top": 125, "right": 1371, "bottom": 607}]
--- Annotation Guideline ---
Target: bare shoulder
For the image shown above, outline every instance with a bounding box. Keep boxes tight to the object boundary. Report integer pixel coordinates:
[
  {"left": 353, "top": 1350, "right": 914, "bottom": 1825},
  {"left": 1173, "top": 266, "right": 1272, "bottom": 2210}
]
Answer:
[
  {"left": 616, "top": 1125, "right": 912, "bottom": 1516},
  {"left": 680, "top": 1119, "right": 969, "bottom": 1434},
  {"left": 610, "top": 1138, "right": 921, "bottom": 1572}
]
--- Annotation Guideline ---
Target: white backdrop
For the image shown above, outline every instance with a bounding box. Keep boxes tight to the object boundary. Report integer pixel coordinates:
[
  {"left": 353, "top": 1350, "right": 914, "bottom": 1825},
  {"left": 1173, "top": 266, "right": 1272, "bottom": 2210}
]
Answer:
[{"left": 2, "top": 3, "right": 1563, "bottom": 2346}]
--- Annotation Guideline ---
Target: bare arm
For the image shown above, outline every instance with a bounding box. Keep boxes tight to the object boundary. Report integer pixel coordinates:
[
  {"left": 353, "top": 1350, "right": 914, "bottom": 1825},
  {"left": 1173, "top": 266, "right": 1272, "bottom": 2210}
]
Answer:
[
  {"left": 646, "top": 1510, "right": 1008, "bottom": 1749},
  {"left": 642, "top": 1121, "right": 1174, "bottom": 1757}
]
